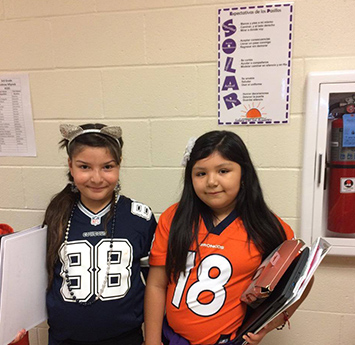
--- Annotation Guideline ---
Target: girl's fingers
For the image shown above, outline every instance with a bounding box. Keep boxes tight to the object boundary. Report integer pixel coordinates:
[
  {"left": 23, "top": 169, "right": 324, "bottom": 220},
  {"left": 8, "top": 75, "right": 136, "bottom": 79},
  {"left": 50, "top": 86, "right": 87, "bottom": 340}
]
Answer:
[
  {"left": 242, "top": 330, "right": 266, "bottom": 344},
  {"left": 10, "top": 329, "right": 26, "bottom": 343}
]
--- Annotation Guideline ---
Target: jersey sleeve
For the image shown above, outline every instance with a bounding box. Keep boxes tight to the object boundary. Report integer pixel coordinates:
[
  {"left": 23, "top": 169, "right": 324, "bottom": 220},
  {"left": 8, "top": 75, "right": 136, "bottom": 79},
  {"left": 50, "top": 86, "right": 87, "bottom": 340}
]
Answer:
[
  {"left": 278, "top": 217, "right": 295, "bottom": 240},
  {"left": 143, "top": 213, "right": 158, "bottom": 256},
  {"left": 138, "top": 205, "right": 157, "bottom": 281},
  {"left": 149, "top": 204, "right": 177, "bottom": 267}
]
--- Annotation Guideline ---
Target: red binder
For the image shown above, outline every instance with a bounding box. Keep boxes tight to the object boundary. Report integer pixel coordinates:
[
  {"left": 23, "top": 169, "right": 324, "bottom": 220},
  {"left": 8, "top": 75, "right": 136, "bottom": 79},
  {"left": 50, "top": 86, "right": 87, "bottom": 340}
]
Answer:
[{"left": 241, "top": 239, "right": 305, "bottom": 308}]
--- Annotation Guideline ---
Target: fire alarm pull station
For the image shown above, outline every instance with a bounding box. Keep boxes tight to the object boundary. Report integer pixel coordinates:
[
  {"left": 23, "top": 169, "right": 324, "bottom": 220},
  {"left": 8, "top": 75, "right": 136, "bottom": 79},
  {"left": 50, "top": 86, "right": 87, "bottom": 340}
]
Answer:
[{"left": 301, "top": 70, "right": 355, "bottom": 256}]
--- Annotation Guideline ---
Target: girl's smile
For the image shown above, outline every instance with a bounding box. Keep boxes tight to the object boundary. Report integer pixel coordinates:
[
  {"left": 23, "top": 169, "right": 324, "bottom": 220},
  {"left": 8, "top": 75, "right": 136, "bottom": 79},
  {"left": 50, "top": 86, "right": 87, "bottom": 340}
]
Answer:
[
  {"left": 192, "top": 151, "right": 242, "bottom": 220},
  {"left": 68, "top": 146, "right": 120, "bottom": 212}
]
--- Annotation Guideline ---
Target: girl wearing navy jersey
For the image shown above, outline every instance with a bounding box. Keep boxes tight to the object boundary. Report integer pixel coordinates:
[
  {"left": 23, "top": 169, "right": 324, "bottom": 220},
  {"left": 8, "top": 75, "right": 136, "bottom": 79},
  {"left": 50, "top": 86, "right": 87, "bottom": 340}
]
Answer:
[
  {"left": 144, "top": 130, "right": 313, "bottom": 345},
  {"left": 45, "top": 123, "right": 156, "bottom": 345}
]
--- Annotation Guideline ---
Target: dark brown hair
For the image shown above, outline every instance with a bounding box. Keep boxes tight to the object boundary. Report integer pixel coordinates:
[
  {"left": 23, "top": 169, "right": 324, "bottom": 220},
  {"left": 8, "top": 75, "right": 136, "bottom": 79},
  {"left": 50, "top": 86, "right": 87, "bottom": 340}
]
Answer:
[{"left": 166, "top": 130, "right": 286, "bottom": 282}]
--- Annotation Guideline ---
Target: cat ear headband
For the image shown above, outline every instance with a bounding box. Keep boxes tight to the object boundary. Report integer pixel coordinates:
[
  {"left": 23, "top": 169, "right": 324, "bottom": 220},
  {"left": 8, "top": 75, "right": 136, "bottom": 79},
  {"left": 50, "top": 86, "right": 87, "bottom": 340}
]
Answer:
[{"left": 59, "top": 124, "right": 122, "bottom": 147}]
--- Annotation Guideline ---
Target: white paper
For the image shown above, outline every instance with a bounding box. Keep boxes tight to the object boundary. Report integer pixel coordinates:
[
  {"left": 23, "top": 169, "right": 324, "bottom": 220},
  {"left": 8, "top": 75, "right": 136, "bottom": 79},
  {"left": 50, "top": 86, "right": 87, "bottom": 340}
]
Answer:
[
  {"left": 218, "top": 3, "right": 294, "bottom": 125},
  {"left": 284, "top": 237, "right": 331, "bottom": 307},
  {"left": 0, "top": 225, "right": 47, "bottom": 345},
  {"left": 0, "top": 74, "right": 36, "bottom": 156}
]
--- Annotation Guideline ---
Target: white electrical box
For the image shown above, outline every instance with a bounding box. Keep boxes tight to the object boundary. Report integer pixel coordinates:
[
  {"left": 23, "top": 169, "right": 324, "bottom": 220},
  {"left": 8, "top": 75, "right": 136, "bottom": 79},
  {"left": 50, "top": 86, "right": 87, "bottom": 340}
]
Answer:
[{"left": 301, "top": 70, "right": 355, "bottom": 256}]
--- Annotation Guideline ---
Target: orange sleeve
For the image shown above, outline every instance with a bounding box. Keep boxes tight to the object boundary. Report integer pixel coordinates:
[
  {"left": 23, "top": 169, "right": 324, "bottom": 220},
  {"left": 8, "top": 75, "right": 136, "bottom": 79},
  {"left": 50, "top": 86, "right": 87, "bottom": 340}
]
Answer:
[
  {"left": 278, "top": 217, "right": 295, "bottom": 240},
  {"left": 149, "top": 204, "right": 177, "bottom": 266}
]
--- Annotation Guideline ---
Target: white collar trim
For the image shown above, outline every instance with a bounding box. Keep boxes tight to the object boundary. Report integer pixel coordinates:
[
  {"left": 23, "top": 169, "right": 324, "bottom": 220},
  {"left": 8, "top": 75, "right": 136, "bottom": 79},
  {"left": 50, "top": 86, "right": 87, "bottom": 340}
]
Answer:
[{"left": 77, "top": 195, "right": 120, "bottom": 226}]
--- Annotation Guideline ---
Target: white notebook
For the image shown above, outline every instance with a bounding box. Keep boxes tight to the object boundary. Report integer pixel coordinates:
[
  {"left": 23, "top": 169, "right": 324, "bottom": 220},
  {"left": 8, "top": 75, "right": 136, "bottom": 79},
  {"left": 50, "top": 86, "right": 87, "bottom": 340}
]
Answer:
[{"left": 0, "top": 225, "right": 48, "bottom": 345}]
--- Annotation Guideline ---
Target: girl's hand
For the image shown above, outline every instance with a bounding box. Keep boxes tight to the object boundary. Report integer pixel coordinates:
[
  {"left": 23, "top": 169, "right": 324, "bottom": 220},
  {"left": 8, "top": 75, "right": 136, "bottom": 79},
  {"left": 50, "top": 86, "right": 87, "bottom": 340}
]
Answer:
[
  {"left": 241, "top": 310, "right": 287, "bottom": 344},
  {"left": 10, "top": 329, "right": 26, "bottom": 344},
  {"left": 242, "top": 327, "right": 268, "bottom": 344}
]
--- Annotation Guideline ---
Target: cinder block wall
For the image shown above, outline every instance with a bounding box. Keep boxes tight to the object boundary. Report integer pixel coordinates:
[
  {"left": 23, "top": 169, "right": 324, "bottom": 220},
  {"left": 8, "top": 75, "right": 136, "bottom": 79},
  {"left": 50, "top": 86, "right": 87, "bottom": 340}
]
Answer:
[{"left": 0, "top": 0, "right": 354, "bottom": 344}]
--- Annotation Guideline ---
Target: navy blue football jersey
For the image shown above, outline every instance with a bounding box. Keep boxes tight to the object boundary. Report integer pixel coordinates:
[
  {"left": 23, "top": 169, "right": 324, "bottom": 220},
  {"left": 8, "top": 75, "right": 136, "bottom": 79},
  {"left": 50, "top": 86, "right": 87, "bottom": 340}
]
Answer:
[{"left": 46, "top": 195, "right": 157, "bottom": 344}]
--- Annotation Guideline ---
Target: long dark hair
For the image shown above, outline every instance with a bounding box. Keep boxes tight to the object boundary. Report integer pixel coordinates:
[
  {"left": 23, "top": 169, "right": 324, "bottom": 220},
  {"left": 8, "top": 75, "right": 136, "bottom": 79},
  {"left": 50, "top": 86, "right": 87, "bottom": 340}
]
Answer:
[
  {"left": 166, "top": 130, "right": 286, "bottom": 282},
  {"left": 44, "top": 123, "right": 123, "bottom": 288}
]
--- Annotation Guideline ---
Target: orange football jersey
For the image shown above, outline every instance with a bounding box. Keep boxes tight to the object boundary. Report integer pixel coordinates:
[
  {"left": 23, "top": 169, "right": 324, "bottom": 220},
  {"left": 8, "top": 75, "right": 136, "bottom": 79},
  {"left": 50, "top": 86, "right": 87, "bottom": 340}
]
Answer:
[{"left": 149, "top": 204, "right": 294, "bottom": 345}]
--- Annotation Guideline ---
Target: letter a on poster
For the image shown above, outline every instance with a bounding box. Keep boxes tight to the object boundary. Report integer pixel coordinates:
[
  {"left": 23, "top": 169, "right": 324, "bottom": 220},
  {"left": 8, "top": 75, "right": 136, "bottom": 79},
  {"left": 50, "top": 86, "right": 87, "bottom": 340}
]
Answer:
[{"left": 218, "top": 3, "right": 294, "bottom": 125}]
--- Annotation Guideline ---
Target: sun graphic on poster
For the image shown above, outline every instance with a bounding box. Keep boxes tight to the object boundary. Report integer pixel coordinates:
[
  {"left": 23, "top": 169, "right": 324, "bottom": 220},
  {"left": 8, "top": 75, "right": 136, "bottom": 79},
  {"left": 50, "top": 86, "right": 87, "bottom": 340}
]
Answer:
[{"left": 241, "top": 103, "right": 267, "bottom": 118}]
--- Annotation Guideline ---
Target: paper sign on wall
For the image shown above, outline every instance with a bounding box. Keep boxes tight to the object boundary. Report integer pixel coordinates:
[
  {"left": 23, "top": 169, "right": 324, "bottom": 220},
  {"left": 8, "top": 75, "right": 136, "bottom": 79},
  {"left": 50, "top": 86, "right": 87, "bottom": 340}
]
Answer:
[
  {"left": 0, "top": 74, "right": 36, "bottom": 156},
  {"left": 218, "top": 3, "right": 294, "bottom": 125}
]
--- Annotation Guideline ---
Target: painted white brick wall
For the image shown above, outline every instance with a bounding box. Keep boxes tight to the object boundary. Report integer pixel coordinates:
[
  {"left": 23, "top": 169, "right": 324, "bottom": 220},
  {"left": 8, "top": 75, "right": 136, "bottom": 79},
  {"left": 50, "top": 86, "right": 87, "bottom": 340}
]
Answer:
[{"left": 0, "top": 0, "right": 354, "bottom": 344}]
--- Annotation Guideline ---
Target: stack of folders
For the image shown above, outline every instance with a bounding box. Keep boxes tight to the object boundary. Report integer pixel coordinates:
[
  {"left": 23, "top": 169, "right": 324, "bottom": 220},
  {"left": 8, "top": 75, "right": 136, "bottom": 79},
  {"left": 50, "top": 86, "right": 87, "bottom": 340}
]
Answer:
[
  {"left": 233, "top": 237, "right": 331, "bottom": 345},
  {"left": 0, "top": 225, "right": 48, "bottom": 345}
]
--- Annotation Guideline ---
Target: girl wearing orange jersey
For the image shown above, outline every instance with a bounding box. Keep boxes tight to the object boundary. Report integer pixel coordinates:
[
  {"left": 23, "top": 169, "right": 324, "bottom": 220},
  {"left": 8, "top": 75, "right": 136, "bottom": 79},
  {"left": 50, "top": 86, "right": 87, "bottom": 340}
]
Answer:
[{"left": 144, "top": 131, "right": 313, "bottom": 345}]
